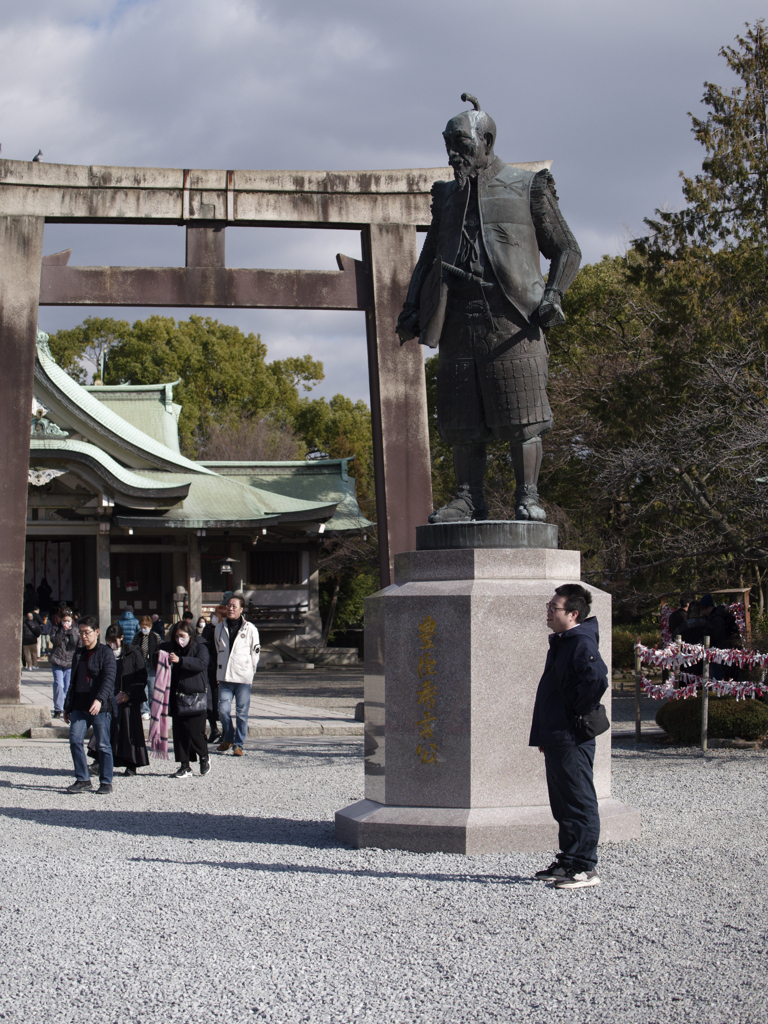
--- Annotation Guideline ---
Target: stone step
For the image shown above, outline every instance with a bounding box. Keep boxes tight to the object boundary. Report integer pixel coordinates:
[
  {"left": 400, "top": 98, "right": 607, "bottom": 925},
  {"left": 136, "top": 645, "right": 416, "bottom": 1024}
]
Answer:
[{"left": 29, "top": 720, "right": 363, "bottom": 740}]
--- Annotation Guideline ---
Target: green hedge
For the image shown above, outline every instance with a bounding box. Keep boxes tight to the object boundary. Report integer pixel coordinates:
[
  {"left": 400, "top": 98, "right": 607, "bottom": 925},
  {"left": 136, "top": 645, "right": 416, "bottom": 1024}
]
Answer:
[
  {"left": 612, "top": 629, "right": 659, "bottom": 670},
  {"left": 656, "top": 695, "right": 768, "bottom": 743}
]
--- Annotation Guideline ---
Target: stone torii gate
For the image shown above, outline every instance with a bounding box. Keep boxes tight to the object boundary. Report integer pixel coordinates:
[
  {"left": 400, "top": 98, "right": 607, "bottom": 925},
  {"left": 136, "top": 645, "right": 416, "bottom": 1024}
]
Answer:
[{"left": 0, "top": 158, "right": 443, "bottom": 706}]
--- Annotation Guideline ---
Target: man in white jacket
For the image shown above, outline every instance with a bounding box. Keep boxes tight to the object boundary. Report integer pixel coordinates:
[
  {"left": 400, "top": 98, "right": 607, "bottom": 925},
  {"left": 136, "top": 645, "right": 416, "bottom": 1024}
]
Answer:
[{"left": 215, "top": 593, "right": 260, "bottom": 756}]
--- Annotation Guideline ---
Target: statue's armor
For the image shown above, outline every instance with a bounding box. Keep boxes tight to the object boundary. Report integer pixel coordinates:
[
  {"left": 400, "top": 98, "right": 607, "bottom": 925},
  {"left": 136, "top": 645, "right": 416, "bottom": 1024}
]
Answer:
[
  {"left": 400, "top": 156, "right": 581, "bottom": 446},
  {"left": 436, "top": 160, "right": 546, "bottom": 322}
]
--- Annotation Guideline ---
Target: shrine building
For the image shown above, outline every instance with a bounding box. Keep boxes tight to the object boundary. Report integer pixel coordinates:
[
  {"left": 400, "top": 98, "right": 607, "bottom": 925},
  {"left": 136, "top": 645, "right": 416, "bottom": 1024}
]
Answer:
[{"left": 27, "top": 330, "right": 370, "bottom": 649}]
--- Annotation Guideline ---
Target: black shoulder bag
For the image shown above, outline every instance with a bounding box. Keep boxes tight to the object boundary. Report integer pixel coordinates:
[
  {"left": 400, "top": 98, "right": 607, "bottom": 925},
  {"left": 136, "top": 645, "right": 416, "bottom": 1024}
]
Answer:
[{"left": 553, "top": 673, "right": 610, "bottom": 741}]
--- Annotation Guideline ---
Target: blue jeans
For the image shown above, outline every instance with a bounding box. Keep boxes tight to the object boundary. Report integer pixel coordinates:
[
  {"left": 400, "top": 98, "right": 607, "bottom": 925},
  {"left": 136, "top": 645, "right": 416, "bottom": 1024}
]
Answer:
[
  {"left": 141, "top": 670, "right": 156, "bottom": 715},
  {"left": 218, "top": 682, "right": 251, "bottom": 748},
  {"left": 543, "top": 740, "right": 599, "bottom": 872},
  {"left": 51, "top": 666, "right": 71, "bottom": 713},
  {"left": 69, "top": 709, "right": 113, "bottom": 785}
]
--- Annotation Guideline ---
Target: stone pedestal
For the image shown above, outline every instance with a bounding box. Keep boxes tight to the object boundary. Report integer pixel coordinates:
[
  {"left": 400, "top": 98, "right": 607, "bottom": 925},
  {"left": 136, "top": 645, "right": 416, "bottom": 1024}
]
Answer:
[
  {"left": 0, "top": 704, "right": 53, "bottom": 738},
  {"left": 335, "top": 530, "right": 640, "bottom": 853}
]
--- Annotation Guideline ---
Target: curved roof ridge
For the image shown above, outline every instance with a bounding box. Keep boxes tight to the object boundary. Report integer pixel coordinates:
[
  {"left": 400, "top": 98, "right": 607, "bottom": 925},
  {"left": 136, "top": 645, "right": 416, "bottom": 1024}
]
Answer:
[
  {"left": 134, "top": 468, "right": 339, "bottom": 517},
  {"left": 35, "top": 339, "right": 214, "bottom": 476},
  {"left": 30, "top": 438, "right": 191, "bottom": 497}
]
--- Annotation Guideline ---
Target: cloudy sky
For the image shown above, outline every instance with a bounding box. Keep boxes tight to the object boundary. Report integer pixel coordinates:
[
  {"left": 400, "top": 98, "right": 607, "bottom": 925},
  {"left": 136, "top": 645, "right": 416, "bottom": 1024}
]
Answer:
[{"left": 2, "top": 0, "right": 765, "bottom": 401}]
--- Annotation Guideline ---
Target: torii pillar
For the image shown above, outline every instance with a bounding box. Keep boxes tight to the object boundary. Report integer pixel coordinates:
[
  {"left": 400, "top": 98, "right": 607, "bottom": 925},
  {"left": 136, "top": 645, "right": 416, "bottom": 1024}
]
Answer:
[{"left": 0, "top": 158, "right": 444, "bottom": 720}]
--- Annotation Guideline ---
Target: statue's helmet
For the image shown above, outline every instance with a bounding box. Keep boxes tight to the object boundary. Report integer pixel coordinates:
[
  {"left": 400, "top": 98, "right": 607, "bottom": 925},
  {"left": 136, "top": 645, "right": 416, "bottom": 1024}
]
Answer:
[{"left": 443, "top": 94, "right": 497, "bottom": 147}]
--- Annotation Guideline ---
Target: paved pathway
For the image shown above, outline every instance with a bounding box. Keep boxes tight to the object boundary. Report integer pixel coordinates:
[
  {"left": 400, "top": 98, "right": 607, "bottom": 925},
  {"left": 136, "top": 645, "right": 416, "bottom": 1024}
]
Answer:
[
  {"left": 21, "top": 665, "right": 664, "bottom": 740},
  {"left": 19, "top": 665, "right": 362, "bottom": 738}
]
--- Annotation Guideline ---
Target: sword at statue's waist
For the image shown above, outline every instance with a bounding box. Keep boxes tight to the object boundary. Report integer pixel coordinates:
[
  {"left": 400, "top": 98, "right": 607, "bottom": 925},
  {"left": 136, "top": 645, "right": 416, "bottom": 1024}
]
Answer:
[{"left": 441, "top": 263, "right": 493, "bottom": 288}]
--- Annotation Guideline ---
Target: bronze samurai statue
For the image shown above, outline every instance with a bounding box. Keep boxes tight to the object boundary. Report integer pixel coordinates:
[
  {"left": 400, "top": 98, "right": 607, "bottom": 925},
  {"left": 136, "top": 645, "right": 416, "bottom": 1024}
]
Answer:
[{"left": 397, "top": 94, "right": 581, "bottom": 523}]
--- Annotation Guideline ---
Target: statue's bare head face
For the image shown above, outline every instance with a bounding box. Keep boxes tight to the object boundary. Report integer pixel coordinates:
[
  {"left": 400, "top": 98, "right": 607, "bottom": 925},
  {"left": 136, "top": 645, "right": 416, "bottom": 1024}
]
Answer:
[{"left": 443, "top": 107, "right": 496, "bottom": 187}]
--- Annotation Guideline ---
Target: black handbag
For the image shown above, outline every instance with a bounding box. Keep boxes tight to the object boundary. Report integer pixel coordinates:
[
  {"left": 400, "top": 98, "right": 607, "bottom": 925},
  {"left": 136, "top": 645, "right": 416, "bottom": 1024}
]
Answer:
[
  {"left": 176, "top": 690, "right": 207, "bottom": 717},
  {"left": 572, "top": 704, "right": 610, "bottom": 740},
  {"left": 554, "top": 675, "right": 610, "bottom": 741}
]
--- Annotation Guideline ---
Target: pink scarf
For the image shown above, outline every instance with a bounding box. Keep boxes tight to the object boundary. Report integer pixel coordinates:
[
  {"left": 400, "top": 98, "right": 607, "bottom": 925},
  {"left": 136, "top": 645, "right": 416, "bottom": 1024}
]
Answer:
[{"left": 148, "top": 650, "right": 171, "bottom": 759}]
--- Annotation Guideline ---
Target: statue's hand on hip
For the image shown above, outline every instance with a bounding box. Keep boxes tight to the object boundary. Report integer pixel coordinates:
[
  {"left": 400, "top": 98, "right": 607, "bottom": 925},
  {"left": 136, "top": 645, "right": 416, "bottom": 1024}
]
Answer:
[
  {"left": 396, "top": 307, "right": 420, "bottom": 345},
  {"left": 537, "top": 297, "right": 566, "bottom": 330}
]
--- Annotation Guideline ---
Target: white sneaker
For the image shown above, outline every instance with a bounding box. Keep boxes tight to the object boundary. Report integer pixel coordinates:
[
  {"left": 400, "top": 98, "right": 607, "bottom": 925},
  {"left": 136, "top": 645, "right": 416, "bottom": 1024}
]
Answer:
[
  {"left": 554, "top": 870, "right": 600, "bottom": 890},
  {"left": 142, "top": 712, "right": 151, "bottom": 720}
]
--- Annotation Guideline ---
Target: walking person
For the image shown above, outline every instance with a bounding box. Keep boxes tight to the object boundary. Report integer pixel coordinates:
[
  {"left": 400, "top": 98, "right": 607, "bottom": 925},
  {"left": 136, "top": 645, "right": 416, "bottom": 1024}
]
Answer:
[
  {"left": 38, "top": 610, "right": 51, "bottom": 657},
  {"left": 215, "top": 593, "right": 260, "bottom": 757},
  {"left": 202, "top": 605, "right": 226, "bottom": 744},
  {"left": 63, "top": 616, "right": 116, "bottom": 794},
  {"left": 48, "top": 609, "right": 79, "bottom": 719},
  {"left": 157, "top": 620, "right": 210, "bottom": 779},
  {"left": 105, "top": 624, "right": 150, "bottom": 776},
  {"left": 131, "top": 615, "right": 160, "bottom": 720},
  {"left": 118, "top": 605, "right": 140, "bottom": 646},
  {"left": 529, "top": 584, "right": 608, "bottom": 890},
  {"left": 22, "top": 610, "right": 43, "bottom": 671}
]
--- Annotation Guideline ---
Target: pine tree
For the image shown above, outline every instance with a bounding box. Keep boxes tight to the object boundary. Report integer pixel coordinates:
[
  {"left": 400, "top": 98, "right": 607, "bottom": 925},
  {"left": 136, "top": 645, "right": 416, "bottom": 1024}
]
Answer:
[{"left": 644, "top": 19, "right": 768, "bottom": 252}]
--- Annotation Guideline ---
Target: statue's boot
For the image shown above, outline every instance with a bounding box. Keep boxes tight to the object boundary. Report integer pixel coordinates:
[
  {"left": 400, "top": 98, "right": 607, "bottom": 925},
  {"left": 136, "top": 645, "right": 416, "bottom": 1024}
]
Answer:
[
  {"left": 428, "top": 443, "right": 488, "bottom": 523},
  {"left": 512, "top": 437, "right": 546, "bottom": 522}
]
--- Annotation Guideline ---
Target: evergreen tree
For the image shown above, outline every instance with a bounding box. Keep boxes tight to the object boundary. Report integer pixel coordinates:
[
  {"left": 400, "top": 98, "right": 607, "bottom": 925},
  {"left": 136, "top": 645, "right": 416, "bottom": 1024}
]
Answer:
[{"left": 644, "top": 19, "right": 768, "bottom": 252}]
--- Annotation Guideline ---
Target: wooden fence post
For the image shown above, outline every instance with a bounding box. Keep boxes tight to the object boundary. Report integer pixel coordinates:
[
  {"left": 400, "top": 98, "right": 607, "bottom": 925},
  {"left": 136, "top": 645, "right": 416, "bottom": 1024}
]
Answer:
[
  {"left": 701, "top": 636, "right": 710, "bottom": 753},
  {"left": 634, "top": 642, "right": 642, "bottom": 742}
]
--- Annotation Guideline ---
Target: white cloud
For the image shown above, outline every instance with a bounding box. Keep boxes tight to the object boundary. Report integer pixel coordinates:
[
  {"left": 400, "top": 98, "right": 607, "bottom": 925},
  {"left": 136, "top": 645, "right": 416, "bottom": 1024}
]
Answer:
[{"left": 7, "top": 0, "right": 768, "bottom": 406}]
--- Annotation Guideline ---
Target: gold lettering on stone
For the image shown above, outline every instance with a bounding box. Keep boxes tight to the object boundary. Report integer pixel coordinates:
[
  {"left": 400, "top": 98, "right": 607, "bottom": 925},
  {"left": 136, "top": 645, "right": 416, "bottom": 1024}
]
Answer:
[{"left": 416, "top": 615, "right": 438, "bottom": 765}]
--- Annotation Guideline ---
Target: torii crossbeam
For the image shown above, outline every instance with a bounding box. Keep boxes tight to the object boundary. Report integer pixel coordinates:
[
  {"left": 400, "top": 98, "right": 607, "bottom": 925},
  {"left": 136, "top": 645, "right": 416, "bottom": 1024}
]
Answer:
[{"left": 0, "top": 159, "right": 440, "bottom": 702}]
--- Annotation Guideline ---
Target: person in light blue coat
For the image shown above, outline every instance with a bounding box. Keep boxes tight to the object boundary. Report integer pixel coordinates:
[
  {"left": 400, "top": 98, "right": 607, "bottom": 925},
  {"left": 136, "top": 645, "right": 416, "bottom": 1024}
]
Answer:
[{"left": 118, "top": 606, "right": 140, "bottom": 646}]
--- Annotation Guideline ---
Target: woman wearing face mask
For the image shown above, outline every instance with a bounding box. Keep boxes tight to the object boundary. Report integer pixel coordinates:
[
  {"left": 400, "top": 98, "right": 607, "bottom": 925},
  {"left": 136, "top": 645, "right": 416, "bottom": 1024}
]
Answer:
[
  {"left": 202, "top": 605, "right": 226, "bottom": 744},
  {"left": 156, "top": 620, "right": 210, "bottom": 779},
  {"left": 130, "top": 615, "right": 160, "bottom": 720},
  {"left": 48, "top": 608, "right": 79, "bottom": 719}
]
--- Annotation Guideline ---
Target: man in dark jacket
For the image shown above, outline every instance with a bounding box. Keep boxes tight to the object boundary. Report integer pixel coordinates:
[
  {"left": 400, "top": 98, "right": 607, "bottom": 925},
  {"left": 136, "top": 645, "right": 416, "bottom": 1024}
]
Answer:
[
  {"left": 529, "top": 584, "right": 608, "bottom": 890},
  {"left": 668, "top": 595, "right": 692, "bottom": 639},
  {"left": 63, "top": 616, "right": 116, "bottom": 794},
  {"left": 700, "top": 594, "right": 741, "bottom": 681}
]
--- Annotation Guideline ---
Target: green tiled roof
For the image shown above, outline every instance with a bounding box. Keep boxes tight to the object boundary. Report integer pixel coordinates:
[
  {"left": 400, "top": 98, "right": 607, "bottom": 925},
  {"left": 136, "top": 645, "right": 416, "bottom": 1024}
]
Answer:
[
  {"left": 30, "top": 438, "right": 190, "bottom": 504},
  {"left": 199, "top": 459, "right": 373, "bottom": 531},
  {"left": 31, "top": 336, "right": 369, "bottom": 532},
  {"left": 116, "top": 470, "right": 338, "bottom": 529},
  {"left": 84, "top": 385, "right": 182, "bottom": 454},
  {"left": 34, "top": 339, "right": 213, "bottom": 475}
]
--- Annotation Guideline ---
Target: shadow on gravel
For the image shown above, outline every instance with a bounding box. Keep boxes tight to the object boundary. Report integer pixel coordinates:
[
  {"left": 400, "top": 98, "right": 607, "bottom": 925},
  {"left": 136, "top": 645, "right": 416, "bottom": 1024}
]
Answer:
[
  {"left": 0, "top": 764, "right": 73, "bottom": 777},
  {"left": 610, "top": 740, "right": 754, "bottom": 765},
  {"left": 0, "top": 806, "right": 340, "bottom": 846},
  {"left": 134, "top": 856, "right": 534, "bottom": 886}
]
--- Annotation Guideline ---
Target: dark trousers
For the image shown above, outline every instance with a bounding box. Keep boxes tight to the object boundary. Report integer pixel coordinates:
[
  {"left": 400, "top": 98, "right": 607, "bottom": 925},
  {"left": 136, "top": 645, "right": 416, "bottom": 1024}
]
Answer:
[
  {"left": 171, "top": 712, "right": 208, "bottom": 765},
  {"left": 543, "top": 740, "right": 599, "bottom": 871},
  {"left": 207, "top": 680, "right": 220, "bottom": 731}
]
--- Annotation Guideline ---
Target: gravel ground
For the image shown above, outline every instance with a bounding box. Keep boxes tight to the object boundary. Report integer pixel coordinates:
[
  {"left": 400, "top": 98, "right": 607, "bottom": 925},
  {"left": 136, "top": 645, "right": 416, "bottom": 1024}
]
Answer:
[
  {"left": 611, "top": 693, "right": 668, "bottom": 728},
  {"left": 0, "top": 736, "right": 766, "bottom": 1024}
]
